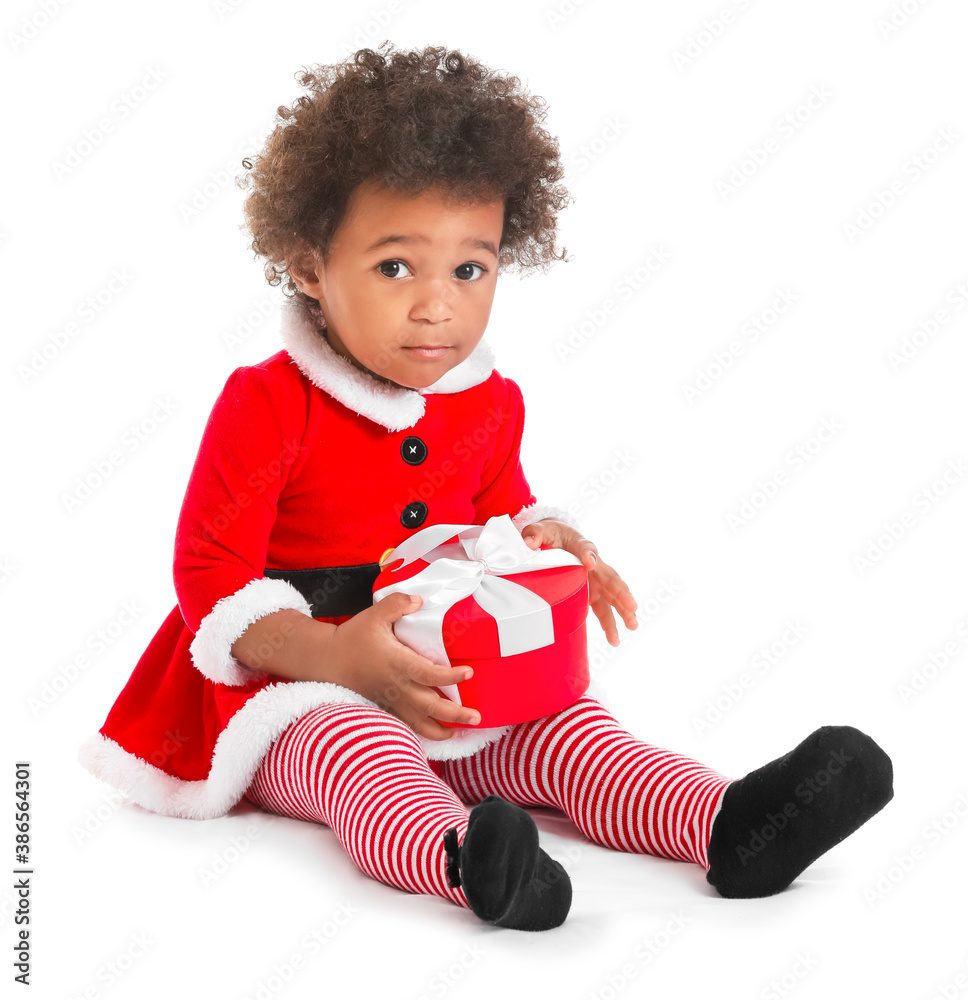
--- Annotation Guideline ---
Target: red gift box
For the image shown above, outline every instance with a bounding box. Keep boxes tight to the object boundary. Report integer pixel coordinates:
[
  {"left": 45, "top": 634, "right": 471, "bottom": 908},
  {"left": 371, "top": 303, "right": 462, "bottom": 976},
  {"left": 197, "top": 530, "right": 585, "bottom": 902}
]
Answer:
[{"left": 372, "top": 515, "right": 590, "bottom": 728}]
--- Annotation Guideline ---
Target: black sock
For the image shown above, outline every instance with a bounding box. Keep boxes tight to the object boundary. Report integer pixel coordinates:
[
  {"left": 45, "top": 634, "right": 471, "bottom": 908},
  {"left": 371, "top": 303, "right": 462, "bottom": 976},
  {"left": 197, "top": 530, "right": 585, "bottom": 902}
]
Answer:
[
  {"left": 443, "top": 795, "right": 572, "bottom": 931},
  {"left": 706, "top": 725, "right": 894, "bottom": 898}
]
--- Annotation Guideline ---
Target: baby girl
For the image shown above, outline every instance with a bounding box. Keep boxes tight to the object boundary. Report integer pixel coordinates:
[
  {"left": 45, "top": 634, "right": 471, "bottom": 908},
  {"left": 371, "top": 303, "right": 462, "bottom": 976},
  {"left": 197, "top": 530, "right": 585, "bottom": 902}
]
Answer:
[{"left": 81, "top": 43, "right": 893, "bottom": 931}]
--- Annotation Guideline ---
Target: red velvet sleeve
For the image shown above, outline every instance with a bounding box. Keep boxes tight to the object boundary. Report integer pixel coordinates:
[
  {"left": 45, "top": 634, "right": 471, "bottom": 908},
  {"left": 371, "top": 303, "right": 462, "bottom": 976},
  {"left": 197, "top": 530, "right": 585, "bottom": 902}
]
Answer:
[
  {"left": 472, "top": 375, "right": 538, "bottom": 525},
  {"left": 172, "top": 366, "right": 301, "bottom": 633}
]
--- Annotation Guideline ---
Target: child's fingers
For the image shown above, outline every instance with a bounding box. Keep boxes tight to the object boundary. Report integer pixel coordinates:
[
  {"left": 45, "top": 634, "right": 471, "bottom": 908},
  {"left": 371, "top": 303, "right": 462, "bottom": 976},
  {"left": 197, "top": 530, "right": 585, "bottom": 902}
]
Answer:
[
  {"left": 400, "top": 648, "right": 473, "bottom": 689},
  {"left": 589, "top": 594, "right": 619, "bottom": 645},
  {"left": 421, "top": 689, "right": 481, "bottom": 728},
  {"left": 404, "top": 712, "right": 456, "bottom": 741},
  {"left": 607, "top": 589, "right": 639, "bottom": 630},
  {"left": 589, "top": 562, "right": 639, "bottom": 627},
  {"left": 390, "top": 685, "right": 478, "bottom": 738},
  {"left": 376, "top": 675, "right": 479, "bottom": 736},
  {"left": 394, "top": 652, "right": 481, "bottom": 727},
  {"left": 589, "top": 582, "right": 642, "bottom": 644}
]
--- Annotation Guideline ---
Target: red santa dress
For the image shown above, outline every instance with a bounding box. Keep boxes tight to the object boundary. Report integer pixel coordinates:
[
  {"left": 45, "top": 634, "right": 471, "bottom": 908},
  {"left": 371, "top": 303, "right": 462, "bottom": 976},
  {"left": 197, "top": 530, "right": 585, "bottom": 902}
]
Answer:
[{"left": 79, "top": 298, "right": 583, "bottom": 820}]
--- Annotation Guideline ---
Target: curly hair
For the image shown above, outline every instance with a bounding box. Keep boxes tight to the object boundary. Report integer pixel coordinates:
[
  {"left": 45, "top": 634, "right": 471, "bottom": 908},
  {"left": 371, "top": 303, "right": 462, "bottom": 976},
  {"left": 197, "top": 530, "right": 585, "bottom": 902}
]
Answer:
[{"left": 237, "top": 43, "right": 571, "bottom": 309}]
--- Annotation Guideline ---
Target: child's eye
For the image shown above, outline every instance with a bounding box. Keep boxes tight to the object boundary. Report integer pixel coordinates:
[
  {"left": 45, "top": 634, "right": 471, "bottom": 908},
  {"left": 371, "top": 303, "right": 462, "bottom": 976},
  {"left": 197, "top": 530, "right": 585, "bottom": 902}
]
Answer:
[
  {"left": 377, "top": 260, "right": 487, "bottom": 281},
  {"left": 378, "top": 260, "right": 412, "bottom": 279},
  {"left": 454, "top": 262, "right": 486, "bottom": 281}
]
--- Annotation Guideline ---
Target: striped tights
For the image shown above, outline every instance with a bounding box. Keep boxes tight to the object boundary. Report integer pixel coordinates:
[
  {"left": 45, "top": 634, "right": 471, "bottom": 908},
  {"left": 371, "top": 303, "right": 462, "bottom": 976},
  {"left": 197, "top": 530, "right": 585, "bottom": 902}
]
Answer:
[{"left": 244, "top": 696, "right": 734, "bottom": 910}]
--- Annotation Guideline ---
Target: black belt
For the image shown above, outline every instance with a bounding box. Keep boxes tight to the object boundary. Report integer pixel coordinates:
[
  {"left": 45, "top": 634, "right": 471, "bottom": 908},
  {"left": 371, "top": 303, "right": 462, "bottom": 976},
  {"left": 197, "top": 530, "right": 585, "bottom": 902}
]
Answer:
[{"left": 263, "top": 563, "right": 382, "bottom": 618}]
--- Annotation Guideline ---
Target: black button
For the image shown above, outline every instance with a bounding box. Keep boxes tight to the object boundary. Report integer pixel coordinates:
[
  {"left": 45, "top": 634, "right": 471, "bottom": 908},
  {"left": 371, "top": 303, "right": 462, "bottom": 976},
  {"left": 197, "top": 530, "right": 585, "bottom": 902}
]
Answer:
[
  {"left": 401, "top": 436, "right": 428, "bottom": 465},
  {"left": 401, "top": 502, "right": 428, "bottom": 528}
]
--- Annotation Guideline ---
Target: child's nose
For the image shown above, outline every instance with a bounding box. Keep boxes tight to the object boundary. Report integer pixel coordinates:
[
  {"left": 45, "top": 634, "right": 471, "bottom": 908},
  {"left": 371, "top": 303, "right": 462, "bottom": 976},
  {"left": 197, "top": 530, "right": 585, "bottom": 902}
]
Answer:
[{"left": 409, "top": 278, "right": 455, "bottom": 322}]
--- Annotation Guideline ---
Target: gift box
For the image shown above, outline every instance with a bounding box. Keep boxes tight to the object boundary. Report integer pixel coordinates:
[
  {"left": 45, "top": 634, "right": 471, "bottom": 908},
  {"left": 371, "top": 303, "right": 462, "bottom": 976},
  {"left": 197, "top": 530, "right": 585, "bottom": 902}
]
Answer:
[{"left": 372, "top": 514, "right": 590, "bottom": 728}]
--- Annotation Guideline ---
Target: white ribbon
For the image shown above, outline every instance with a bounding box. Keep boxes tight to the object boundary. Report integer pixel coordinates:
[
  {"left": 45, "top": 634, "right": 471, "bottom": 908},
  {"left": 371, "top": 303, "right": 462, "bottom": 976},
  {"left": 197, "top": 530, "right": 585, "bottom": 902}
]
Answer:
[{"left": 372, "top": 514, "right": 582, "bottom": 705}]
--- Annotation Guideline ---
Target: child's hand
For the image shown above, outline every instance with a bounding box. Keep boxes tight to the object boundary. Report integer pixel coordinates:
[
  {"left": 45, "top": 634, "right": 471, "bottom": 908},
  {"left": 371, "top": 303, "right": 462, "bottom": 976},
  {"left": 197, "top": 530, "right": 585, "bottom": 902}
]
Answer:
[
  {"left": 329, "top": 593, "right": 482, "bottom": 740},
  {"left": 520, "top": 518, "right": 638, "bottom": 648}
]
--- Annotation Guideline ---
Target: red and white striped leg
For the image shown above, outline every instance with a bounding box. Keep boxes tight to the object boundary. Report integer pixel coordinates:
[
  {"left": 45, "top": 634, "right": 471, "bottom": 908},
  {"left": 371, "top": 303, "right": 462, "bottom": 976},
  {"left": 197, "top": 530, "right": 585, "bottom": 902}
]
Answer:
[
  {"left": 244, "top": 703, "right": 471, "bottom": 907},
  {"left": 442, "top": 697, "right": 734, "bottom": 869}
]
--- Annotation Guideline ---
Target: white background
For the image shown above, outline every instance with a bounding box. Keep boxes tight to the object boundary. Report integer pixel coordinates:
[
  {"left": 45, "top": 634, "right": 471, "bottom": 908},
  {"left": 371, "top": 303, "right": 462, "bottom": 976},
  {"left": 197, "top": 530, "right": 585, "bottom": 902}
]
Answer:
[{"left": 3, "top": 0, "right": 967, "bottom": 997}]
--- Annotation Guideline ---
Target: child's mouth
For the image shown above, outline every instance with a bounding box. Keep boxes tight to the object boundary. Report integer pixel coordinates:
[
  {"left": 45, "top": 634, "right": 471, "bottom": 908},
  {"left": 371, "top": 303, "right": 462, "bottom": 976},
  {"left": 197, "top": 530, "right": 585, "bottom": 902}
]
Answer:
[{"left": 404, "top": 346, "right": 451, "bottom": 360}]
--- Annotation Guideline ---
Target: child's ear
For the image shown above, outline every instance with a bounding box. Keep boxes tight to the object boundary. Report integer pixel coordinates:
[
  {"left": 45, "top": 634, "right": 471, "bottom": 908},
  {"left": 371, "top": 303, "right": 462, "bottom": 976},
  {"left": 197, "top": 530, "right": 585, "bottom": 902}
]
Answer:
[{"left": 289, "top": 246, "right": 324, "bottom": 296}]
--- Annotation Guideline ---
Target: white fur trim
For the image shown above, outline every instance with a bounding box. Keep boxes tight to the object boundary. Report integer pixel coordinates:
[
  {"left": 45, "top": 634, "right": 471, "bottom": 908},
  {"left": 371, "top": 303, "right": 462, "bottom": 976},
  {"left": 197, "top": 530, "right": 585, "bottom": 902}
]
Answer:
[
  {"left": 189, "top": 577, "right": 313, "bottom": 686},
  {"left": 418, "top": 725, "right": 511, "bottom": 760},
  {"left": 79, "top": 681, "right": 378, "bottom": 820},
  {"left": 78, "top": 680, "right": 511, "bottom": 820},
  {"left": 421, "top": 677, "right": 609, "bottom": 762},
  {"left": 512, "top": 503, "right": 581, "bottom": 533},
  {"left": 420, "top": 341, "right": 496, "bottom": 396},
  {"left": 584, "top": 677, "right": 612, "bottom": 712},
  {"left": 279, "top": 298, "right": 496, "bottom": 432}
]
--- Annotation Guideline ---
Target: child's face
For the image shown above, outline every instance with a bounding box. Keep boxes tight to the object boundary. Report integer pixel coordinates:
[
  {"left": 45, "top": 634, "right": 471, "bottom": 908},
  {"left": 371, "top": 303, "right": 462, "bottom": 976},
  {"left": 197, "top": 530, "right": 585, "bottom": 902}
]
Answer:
[{"left": 291, "top": 179, "right": 504, "bottom": 390}]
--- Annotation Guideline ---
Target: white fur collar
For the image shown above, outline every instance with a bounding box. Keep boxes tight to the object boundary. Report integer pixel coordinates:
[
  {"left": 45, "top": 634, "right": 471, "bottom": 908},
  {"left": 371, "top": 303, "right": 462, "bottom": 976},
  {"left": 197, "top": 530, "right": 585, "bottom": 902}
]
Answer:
[{"left": 278, "top": 298, "right": 496, "bottom": 432}]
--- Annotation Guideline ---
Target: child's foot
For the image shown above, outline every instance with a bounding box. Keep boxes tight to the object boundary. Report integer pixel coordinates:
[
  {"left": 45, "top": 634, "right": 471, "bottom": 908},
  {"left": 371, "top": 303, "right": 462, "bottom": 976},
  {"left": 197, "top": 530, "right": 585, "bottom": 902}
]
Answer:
[
  {"left": 443, "top": 794, "right": 572, "bottom": 930},
  {"left": 706, "top": 725, "right": 894, "bottom": 898}
]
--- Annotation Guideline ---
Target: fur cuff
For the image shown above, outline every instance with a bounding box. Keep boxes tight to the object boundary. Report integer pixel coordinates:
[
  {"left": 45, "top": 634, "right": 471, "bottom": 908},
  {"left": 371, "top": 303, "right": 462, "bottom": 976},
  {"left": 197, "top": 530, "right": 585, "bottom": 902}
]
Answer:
[
  {"left": 512, "top": 503, "right": 581, "bottom": 533},
  {"left": 188, "top": 577, "right": 313, "bottom": 686},
  {"left": 419, "top": 724, "right": 511, "bottom": 760}
]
